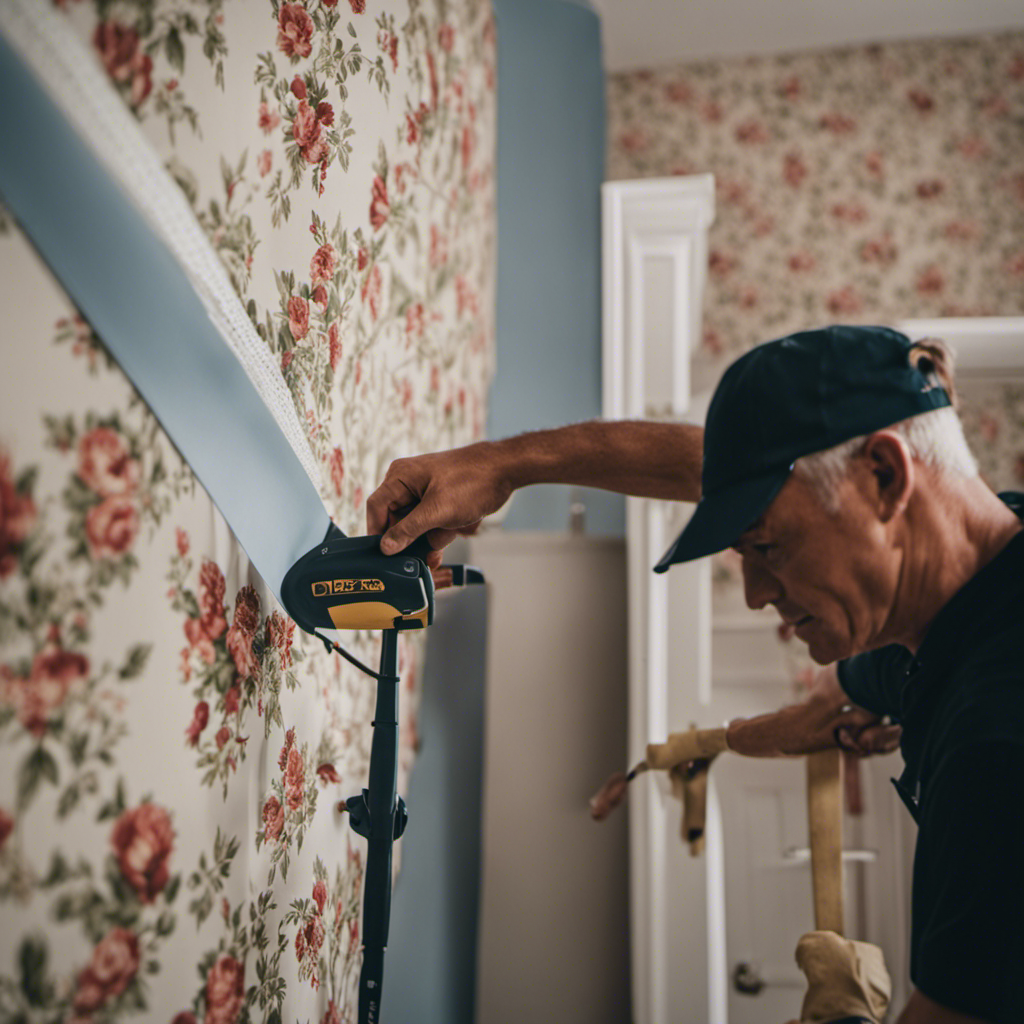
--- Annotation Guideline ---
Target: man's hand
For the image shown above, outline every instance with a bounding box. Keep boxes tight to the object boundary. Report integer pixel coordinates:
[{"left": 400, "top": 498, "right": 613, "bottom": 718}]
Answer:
[
  {"left": 366, "top": 442, "right": 512, "bottom": 567},
  {"left": 786, "top": 930, "right": 891, "bottom": 1024},
  {"left": 726, "top": 664, "right": 901, "bottom": 758}
]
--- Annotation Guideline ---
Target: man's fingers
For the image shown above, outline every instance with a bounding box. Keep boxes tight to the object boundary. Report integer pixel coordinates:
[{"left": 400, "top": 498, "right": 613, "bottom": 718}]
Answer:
[
  {"left": 366, "top": 476, "right": 419, "bottom": 536},
  {"left": 856, "top": 723, "right": 902, "bottom": 754},
  {"left": 379, "top": 496, "right": 447, "bottom": 555},
  {"left": 836, "top": 721, "right": 902, "bottom": 756},
  {"left": 430, "top": 566, "right": 454, "bottom": 590},
  {"left": 426, "top": 527, "right": 459, "bottom": 552}
]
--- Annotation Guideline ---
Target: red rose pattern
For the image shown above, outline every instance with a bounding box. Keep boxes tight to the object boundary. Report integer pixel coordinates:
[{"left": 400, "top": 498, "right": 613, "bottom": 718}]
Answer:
[
  {"left": 232, "top": 585, "right": 261, "bottom": 637},
  {"left": 92, "top": 22, "right": 153, "bottom": 107},
  {"left": 226, "top": 624, "right": 258, "bottom": 680},
  {"left": 369, "top": 175, "right": 390, "bottom": 230},
  {"left": 186, "top": 700, "right": 210, "bottom": 746},
  {"left": 295, "top": 913, "right": 326, "bottom": 987},
  {"left": 316, "top": 101, "right": 335, "bottom": 127},
  {"left": 361, "top": 264, "right": 383, "bottom": 321},
  {"left": 263, "top": 795, "right": 285, "bottom": 841},
  {"left": 73, "top": 927, "right": 140, "bottom": 1012},
  {"left": 258, "top": 102, "right": 281, "bottom": 134},
  {"left": 378, "top": 30, "right": 399, "bottom": 72},
  {"left": 183, "top": 560, "right": 228, "bottom": 664},
  {"left": 310, "top": 243, "right": 338, "bottom": 285},
  {"left": 327, "top": 322, "right": 343, "bottom": 371},
  {"left": 278, "top": 727, "right": 295, "bottom": 771},
  {"left": 85, "top": 496, "right": 140, "bottom": 559},
  {"left": 329, "top": 446, "right": 345, "bottom": 496},
  {"left": 2, "top": 643, "right": 88, "bottom": 737},
  {"left": 77, "top": 427, "right": 140, "bottom": 497},
  {"left": 782, "top": 152, "right": 807, "bottom": 187},
  {"left": 0, "top": 450, "right": 36, "bottom": 577},
  {"left": 277, "top": 4, "right": 314, "bottom": 60},
  {"left": 405, "top": 301, "right": 426, "bottom": 340},
  {"left": 293, "top": 100, "right": 330, "bottom": 165},
  {"left": 199, "top": 561, "right": 226, "bottom": 627},
  {"left": 111, "top": 803, "right": 175, "bottom": 902},
  {"left": 826, "top": 285, "right": 863, "bottom": 315},
  {"left": 295, "top": 879, "right": 328, "bottom": 989},
  {"left": 915, "top": 265, "right": 945, "bottom": 295},
  {"left": 284, "top": 745, "right": 305, "bottom": 810},
  {"left": 204, "top": 955, "right": 245, "bottom": 1024},
  {"left": 288, "top": 296, "right": 310, "bottom": 341},
  {"left": 312, "top": 878, "right": 327, "bottom": 913}
]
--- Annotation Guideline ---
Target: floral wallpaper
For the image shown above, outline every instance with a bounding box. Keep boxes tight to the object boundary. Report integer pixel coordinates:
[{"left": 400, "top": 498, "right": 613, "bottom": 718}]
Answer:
[
  {"left": 0, "top": 0, "right": 495, "bottom": 1021},
  {"left": 958, "top": 380, "right": 1024, "bottom": 493},
  {"left": 608, "top": 29, "right": 1024, "bottom": 510},
  {"left": 607, "top": 31, "right": 1024, "bottom": 394}
]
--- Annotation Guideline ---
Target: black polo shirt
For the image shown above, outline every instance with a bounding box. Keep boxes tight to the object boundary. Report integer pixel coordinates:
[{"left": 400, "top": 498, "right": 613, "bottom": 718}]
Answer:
[{"left": 838, "top": 493, "right": 1024, "bottom": 1023}]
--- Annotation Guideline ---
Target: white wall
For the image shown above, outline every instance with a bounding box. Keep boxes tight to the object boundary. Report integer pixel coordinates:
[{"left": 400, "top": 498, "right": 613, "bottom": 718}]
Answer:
[{"left": 591, "top": 0, "right": 1024, "bottom": 70}]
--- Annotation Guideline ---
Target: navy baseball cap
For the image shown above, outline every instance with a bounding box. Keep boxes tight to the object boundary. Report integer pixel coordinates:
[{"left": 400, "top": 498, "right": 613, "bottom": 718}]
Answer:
[{"left": 654, "top": 325, "right": 951, "bottom": 571}]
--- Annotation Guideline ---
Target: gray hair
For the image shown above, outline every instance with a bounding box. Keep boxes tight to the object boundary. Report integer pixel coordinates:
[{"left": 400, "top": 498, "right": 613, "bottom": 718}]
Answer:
[{"left": 793, "top": 338, "right": 978, "bottom": 510}]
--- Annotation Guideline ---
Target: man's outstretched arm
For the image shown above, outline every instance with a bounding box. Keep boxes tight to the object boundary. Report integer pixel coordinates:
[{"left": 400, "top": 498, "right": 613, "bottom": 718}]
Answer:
[{"left": 367, "top": 419, "right": 704, "bottom": 560}]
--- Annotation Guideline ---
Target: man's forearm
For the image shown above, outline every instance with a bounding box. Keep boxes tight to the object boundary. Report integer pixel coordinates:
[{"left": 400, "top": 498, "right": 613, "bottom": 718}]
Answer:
[
  {"left": 726, "top": 701, "right": 842, "bottom": 757},
  {"left": 725, "top": 665, "right": 881, "bottom": 757},
  {"left": 491, "top": 419, "right": 704, "bottom": 502}
]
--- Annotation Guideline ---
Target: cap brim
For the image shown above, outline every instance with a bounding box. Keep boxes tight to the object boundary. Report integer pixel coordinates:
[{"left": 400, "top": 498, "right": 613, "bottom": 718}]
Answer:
[{"left": 653, "top": 467, "right": 792, "bottom": 572}]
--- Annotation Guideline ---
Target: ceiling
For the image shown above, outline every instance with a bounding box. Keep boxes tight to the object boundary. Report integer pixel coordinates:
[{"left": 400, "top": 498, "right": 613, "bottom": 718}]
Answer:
[{"left": 588, "top": 0, "right": 1024, "bottom": 72}]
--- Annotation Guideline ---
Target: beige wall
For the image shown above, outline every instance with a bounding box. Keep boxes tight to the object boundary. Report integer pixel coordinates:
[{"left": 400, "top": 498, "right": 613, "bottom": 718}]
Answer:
[{"left": 470, "top": 533, "right": 631, "bottom": 1024}]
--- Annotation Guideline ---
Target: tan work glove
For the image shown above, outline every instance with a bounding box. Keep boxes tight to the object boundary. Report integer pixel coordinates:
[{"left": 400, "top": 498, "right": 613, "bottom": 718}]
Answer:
[{"left": 782, "top": 930, "right": 891, "bottom": 1024}]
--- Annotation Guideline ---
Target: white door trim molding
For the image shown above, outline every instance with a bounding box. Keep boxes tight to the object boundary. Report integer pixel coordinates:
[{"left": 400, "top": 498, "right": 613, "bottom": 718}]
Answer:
[
  {"left": 897, "top": 316, "right": 1024, "bottom": 378},
  {"left": 603, "top": 176, "right": 718, "bottom": 1024},
  {"left": 603, "top": 175, "right": 715, "bottom": 422}
]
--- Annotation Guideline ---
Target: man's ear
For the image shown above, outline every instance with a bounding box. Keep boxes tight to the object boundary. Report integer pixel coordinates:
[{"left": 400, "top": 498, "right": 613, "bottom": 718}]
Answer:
[{"left": 861, "top": 431, "right": 914, "bottom": 522}]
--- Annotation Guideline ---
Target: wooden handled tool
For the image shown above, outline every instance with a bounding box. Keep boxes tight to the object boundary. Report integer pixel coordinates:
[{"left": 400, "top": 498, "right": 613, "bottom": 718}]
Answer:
[{"left": 806, "top": 747, "right": 844, "bottom": 935}]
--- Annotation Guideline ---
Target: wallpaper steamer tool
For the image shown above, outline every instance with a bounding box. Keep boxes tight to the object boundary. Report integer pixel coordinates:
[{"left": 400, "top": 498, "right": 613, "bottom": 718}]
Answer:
[{"left": 0, "top": 4, "right": 483, "bottom": 1021}]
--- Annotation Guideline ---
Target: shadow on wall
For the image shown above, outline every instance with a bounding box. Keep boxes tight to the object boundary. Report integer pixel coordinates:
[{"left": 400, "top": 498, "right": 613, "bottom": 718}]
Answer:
[{"left": 385, "top": 585, "right": 489, "bottom": 1024}]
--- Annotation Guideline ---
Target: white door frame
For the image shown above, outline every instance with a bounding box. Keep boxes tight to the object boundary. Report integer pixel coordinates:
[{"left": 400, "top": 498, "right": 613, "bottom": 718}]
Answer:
[{"left": 602, "top": 175, "right": 721, "bottom": 1024}]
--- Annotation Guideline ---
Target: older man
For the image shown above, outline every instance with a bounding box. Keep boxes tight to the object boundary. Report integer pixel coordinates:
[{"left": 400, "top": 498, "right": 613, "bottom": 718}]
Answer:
[{"left": 367, "top": 325, "right": 1023, "bottom": 1024}]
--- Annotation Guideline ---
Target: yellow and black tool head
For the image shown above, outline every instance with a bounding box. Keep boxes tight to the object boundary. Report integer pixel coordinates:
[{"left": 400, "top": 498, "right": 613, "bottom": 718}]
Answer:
[{"left": 282, "top": 530, "right": 435, "bottom": 634}]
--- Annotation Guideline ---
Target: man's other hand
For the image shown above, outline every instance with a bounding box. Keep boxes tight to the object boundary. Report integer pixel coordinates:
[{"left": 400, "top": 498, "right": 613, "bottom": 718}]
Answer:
[{"left": 811, "top": 664, "right": 902, "bottom": 757}]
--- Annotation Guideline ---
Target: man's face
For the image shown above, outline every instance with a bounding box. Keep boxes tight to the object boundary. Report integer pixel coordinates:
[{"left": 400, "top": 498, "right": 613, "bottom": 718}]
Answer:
[{"left": 732, "top": 468, "right": 901, "bottom": 664}]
